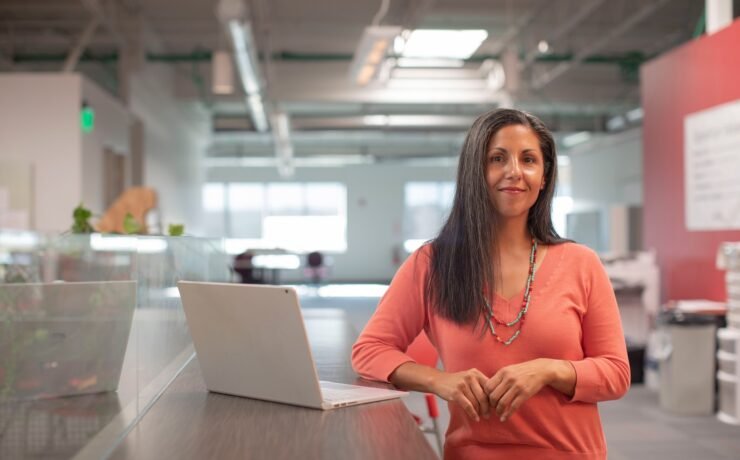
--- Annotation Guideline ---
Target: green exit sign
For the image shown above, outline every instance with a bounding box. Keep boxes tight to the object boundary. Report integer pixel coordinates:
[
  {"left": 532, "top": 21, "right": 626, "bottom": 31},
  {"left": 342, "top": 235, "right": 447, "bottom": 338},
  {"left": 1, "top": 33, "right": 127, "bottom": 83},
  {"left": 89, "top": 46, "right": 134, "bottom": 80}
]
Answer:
[{"left": 80, "top": 104, "right": 95, "bottom": 133}]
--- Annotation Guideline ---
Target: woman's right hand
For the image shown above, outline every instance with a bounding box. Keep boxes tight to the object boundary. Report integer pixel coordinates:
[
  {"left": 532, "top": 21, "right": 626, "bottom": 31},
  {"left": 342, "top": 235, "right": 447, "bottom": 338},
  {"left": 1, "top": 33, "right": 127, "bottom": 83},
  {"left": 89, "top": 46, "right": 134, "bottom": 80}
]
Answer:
[{"left": 430, "top": 369, "right": 490, "bottom": 422}]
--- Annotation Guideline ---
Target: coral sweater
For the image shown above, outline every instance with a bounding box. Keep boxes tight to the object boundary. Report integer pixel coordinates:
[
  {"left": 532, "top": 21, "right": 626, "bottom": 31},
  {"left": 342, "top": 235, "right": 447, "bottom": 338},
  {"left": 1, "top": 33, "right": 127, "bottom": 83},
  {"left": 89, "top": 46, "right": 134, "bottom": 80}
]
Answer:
[{"left": 351, "top": 242, "right": 630, "bottom": 460}]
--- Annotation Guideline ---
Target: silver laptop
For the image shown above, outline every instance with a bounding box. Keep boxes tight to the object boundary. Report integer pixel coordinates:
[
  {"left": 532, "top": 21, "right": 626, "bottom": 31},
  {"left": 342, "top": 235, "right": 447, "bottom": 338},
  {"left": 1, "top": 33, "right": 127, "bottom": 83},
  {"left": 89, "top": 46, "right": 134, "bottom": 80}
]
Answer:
[
  {"left": 0, "top": 280, "right": 137, "bottom": 400},
  {"left": 178, "top": 281, "right": 407, "bottom": 410}
]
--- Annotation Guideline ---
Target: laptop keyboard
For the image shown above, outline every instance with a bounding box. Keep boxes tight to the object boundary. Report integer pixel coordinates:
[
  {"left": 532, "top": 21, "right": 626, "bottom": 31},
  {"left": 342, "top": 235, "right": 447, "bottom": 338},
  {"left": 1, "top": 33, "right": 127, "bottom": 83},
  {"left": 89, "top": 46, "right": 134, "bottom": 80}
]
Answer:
[
  {"left": 320, "top": 381, "right": 389, "bottom": 402},
  {"left": 322, "top": 388, "right": 361, "bottom": 402}
]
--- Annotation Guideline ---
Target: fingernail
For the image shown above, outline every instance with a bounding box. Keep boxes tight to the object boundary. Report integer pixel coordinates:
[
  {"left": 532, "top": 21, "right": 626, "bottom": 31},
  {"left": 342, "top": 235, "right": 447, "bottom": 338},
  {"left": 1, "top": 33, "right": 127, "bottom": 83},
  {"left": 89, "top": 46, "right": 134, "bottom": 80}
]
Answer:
[{"left": 500, "top": 416, "right": 505, "bottom": 422}]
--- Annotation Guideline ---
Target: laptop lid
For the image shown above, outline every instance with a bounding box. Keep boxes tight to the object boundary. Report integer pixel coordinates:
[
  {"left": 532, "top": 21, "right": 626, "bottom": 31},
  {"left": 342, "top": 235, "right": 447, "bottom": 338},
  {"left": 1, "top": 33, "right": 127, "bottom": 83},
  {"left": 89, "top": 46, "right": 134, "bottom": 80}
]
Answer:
[
  {"left": 178, "top": 281, "right": 325, "bottom": 408},
  {"left": 0, "top": 281, "right": 137, "bottom": 401}
]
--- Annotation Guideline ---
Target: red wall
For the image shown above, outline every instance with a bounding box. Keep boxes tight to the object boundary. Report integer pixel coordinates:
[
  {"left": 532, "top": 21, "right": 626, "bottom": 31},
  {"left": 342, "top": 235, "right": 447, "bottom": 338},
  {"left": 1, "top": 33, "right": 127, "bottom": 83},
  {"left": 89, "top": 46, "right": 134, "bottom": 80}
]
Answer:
[{"left": 641, "top": 19, "right": 740, "bottom": 303}]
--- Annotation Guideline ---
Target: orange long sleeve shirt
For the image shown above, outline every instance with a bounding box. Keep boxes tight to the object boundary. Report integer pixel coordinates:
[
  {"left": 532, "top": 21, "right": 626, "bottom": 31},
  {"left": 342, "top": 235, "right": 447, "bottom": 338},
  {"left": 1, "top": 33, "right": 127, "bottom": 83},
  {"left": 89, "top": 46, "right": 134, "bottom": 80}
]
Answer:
[{"left": 352, "top": 242, "right": 630, "bottom": 460}]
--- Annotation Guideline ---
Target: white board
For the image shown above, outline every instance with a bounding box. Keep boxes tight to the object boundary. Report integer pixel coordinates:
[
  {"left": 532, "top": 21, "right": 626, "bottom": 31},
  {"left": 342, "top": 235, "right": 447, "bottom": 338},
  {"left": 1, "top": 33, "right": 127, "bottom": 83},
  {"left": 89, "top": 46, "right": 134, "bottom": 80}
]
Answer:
[{"left": 684, "top": 99, "right": 740, "bottom": 231}]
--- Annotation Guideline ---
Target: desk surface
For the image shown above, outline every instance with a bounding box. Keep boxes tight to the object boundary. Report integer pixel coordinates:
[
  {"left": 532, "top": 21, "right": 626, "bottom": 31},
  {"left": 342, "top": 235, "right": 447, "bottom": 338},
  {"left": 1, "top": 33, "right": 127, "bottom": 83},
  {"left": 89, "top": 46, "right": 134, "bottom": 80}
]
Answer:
[{"left": 108, "top": 314, "right": 437, "bottom": 460}]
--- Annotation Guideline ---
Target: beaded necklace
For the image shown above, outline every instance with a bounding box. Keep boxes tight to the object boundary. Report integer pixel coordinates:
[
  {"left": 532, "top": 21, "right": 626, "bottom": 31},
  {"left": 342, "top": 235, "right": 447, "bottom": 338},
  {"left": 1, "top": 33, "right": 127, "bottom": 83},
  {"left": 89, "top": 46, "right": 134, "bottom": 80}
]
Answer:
[{"left": 483, "top": 238, "right": 538, "bottom": 346}]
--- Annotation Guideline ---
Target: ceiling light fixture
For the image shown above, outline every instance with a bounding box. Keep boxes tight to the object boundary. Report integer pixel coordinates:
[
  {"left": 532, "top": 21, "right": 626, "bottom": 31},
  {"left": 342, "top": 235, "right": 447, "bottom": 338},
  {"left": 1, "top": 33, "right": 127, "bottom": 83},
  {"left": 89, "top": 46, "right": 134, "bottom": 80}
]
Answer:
[
  {"left": 393, "top": 35, "right": 406, "bottom": 54},
  {"left": 396, "top": 58, "right": 465, "bottom": 68},
  {"left": 271, "top": 111, "right": 294, "bottom": 177},
  {"left": 537, "top": 40, "right": 550, "bottom": 53},
  {"left": 363, "top": 115, "right": 390, "bottom": 126},
  {"left": 625, "top": 107, "right": 644, "bottom": 122},
  {"left": 606, "top": 116, "right": 626, "bottom": 131},
  {"left": 562, "top": 131, "right": 592, "bottom": 148},
  {"left": 218, "top": 0, "right": 269, "bottom": 132},
  {"left": 401, "top": 29, "right": 488, "bottom": 59},
  {"left": 480, "top": 59, "right": 506, "bottom": 91},
  {"left": 348, "top": 26, "right": 402, "bottom": 86},
  {"left": 227, "top": 19, "right": 269, "bottom": 132}
]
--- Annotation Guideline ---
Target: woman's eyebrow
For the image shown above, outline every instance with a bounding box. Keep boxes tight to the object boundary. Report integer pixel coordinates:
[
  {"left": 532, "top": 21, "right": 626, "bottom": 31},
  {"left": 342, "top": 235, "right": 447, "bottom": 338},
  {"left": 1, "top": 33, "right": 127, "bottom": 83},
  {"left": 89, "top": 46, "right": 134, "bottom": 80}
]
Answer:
[
  {"left": 489, "top": 147, "right": 539, "bottom": 154},
  {"left": 489, "top": 147, "right": 508, "bottom": 153}
]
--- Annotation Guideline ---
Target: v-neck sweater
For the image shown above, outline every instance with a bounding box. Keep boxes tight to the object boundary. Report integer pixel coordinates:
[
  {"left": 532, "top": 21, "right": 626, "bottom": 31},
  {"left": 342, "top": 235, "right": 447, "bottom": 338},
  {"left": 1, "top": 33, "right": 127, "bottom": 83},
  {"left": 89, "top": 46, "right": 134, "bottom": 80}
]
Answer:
[{"left": 351, "top": 242, "right": 630, "bottom": 459}]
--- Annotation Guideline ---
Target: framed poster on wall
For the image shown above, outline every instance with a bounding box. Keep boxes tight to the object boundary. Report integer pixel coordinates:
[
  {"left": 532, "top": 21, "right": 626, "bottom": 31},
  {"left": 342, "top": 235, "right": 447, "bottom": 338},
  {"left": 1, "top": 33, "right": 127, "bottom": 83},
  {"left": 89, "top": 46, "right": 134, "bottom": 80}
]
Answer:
[{"left": 684, "top": 98, "right": 740, "bottom": 231}]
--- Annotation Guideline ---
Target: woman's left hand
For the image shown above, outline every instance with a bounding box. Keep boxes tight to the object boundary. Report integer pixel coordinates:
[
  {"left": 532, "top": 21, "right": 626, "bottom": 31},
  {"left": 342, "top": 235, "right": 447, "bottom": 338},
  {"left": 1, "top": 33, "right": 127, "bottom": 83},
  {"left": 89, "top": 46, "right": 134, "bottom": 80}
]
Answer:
[{"left": 484, "top": 358, "right": 553, "bottom": 422}]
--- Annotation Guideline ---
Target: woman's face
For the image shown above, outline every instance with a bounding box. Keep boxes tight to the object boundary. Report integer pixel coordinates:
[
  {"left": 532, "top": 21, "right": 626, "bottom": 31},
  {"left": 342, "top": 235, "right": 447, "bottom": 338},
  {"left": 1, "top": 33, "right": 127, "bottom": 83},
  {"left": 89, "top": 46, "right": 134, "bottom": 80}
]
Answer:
[{"left": 485, "top": 124, "right": 546, "bottom": 220}]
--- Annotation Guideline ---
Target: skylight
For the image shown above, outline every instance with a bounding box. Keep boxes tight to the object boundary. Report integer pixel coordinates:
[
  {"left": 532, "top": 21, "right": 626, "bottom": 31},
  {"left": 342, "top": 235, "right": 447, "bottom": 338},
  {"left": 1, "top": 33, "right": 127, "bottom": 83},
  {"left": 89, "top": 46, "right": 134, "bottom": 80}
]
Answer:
[{"left": 401, "top": 29, "right": 488, "bottom": 59}]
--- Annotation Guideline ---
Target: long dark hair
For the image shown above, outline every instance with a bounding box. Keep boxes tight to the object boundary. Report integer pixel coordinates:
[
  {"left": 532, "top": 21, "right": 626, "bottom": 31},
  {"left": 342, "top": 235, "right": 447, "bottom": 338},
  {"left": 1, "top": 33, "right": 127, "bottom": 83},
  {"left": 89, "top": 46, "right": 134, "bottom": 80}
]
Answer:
[{"left": 426, "top": 108, "right": 568, "bottom": 327}]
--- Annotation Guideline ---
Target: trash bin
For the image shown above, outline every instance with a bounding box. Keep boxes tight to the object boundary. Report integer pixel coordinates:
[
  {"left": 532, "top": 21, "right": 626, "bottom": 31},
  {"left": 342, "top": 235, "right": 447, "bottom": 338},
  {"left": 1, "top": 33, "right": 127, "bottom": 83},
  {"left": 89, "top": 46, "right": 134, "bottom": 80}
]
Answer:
[{"left": 656, "top": 309, "right": 719, "bottom": 415}]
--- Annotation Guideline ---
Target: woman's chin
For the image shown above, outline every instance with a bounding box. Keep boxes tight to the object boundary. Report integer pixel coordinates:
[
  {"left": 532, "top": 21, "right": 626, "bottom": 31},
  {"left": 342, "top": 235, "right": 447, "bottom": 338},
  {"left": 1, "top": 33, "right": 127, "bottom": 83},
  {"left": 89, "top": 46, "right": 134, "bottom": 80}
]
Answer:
[{"left": 493, "top": 209, "right": 530, "bottom": 220}]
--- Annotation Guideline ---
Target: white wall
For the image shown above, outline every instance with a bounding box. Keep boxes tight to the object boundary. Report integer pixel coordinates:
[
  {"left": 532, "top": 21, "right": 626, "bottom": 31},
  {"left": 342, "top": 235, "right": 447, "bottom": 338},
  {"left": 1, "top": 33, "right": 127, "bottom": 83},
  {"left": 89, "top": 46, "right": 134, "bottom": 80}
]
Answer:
[
  {"left": 207, "top": 163, "right": 457, "bottom": 281},
  {"left": 0, "top": 73, "right": 81, "bottom": 232},
  {"left": 130, "top": 65, "right": 209, "bottom": 235},
  {"left": 566, "top": 128, "right": 643, "bottom": 252},
  {"left": 569, "top": 128, "right": 643, "bottom": 210},
  {"left": 80, "top": 77, "right": 131, "bottom": 215},
  {"left": 0, "top": 70, "right": 212, "bottom": 235}
]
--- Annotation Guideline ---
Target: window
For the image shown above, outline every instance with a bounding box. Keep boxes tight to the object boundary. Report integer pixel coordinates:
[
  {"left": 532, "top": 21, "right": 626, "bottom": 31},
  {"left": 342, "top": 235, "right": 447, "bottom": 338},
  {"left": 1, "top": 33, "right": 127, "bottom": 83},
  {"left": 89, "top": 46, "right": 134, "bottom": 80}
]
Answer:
[
  {"left": 202, "top": 183, "right": 226, "bottom": 237},
  {"left": 202, "top": 182, "right": 347, "bottom": 253},
  {"left": 228, "top": 183, "right": 264, "bottom": 238},
  {"left": 403, "top": 182, "right": 455, "bottom": 252}
]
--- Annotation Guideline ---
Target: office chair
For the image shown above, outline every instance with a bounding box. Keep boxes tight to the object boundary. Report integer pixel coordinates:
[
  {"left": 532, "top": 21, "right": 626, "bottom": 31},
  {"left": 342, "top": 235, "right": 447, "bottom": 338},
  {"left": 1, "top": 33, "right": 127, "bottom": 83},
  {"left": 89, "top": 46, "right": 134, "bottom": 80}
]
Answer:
[
  {"left": 304, "top": 251, "right": 327, "bottom": 284},
  {"left": 232, "top": 251, "right": 263, "bottom": 284},
  {"left": 405, "top": 332, "right": 443, "bottom": 453}
]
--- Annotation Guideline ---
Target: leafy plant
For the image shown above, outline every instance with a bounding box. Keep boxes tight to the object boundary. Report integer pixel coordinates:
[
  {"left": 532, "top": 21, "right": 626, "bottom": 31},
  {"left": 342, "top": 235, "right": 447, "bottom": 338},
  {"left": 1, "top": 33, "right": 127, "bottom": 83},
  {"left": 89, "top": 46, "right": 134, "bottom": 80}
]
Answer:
[
  {"left": 122, "top": 213, "right": 142, "bottom": 234},
  {"left": 168, "top": 224, "right": 185, "bottom": 236},
  {"left": 71, "top": 204, "right": 95, "bottom": 233}
]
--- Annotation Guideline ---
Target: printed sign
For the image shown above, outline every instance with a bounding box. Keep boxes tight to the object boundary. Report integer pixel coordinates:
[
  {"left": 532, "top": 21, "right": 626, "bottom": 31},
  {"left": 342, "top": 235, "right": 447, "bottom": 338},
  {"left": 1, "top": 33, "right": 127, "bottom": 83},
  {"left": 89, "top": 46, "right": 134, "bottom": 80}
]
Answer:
[{"left": 684, "top": 99, "right": 740, "bottom": 231}]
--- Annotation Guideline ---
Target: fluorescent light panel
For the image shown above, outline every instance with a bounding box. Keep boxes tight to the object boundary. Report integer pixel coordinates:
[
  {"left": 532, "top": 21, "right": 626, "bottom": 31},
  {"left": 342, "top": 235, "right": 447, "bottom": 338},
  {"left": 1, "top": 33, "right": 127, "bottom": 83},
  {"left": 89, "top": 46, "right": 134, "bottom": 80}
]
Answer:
[
  {"left": 562, "top": 131, "right": 592, "bottom": 148},
  {"left": 228, "top": 20, "right": 260, "bottom": 94},
  {"left": 247, "top": 94, "right": 268, "bottom": 132},
  {"left": 228, "top": 19, "right": 269, "bottom": 132},
  {"left": 626, "top": 107, "right": 644, "bottom": 122},
  {"left": 401, "top": 29, "right": 488, "bottom": 59},
  {"left": 362, "top": 114, "right": 476, "bottom": 127},
  {"left": 606, "top": 115, "right": 626, "bottom": 131},
  {"left": 396, "top": 58, "right": 464, "bottom": 68},
  {"left": 349, "top": 26, "right": 401, "bottom": 86}
]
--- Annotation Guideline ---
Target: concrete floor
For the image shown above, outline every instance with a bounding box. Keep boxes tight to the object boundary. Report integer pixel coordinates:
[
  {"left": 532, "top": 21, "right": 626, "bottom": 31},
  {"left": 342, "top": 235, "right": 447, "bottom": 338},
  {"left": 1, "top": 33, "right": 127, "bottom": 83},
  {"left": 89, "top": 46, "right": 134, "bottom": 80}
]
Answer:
[{"left": 300, "top": 290, "right": 740, "bottom": 459}]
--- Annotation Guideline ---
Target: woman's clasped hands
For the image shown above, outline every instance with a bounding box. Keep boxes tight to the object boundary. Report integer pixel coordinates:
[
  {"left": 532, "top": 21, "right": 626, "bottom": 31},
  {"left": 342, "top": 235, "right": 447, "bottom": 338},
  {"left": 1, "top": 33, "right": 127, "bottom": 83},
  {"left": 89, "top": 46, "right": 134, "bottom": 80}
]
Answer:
[{"left": 430, "top": 359, "right": 554, "bottom": 423}]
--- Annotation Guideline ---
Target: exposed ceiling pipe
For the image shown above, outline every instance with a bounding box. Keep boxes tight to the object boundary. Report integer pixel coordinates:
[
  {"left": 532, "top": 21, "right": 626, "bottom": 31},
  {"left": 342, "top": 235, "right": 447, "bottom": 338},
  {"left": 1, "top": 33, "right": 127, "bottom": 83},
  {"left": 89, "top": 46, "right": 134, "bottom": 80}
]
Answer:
[
  {"left": 217, "top": 0, "right": 270, "bottom": 132},
  {"left": 79, "top": 0, "right": 125, "bottom": 46},
  {"left": 521, "top": 0, "right": 606, "bottom": 70},
  {"left": 532, "top": 0, "right": 671, "bottom": 90},
  {"left": 488, "top": 2, "right": 548, "bottom": 55},
  {"left": 62, "top": 15, "right": 100, "bottom": 72},
  {"left": 271, "top": 111, "right": 294, "bottom": 177},
  {"left": 371, "top": 0, "right": 391, "bottom": 26}
]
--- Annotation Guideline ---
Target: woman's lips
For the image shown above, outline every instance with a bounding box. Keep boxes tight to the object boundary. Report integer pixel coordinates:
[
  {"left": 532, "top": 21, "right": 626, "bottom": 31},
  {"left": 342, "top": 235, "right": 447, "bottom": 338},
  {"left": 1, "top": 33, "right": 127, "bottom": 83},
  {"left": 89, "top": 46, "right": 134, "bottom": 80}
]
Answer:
[{"left": 499, "top": 187, "right": 526, "bottom": 194}]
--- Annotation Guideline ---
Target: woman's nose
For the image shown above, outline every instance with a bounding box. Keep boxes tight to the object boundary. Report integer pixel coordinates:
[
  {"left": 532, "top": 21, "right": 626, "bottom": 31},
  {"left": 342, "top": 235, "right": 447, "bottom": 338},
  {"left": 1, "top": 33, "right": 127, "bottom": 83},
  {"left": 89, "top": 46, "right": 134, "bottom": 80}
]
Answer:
[{"left": 505, "top": 158, "right": 522, "bottom": 177}]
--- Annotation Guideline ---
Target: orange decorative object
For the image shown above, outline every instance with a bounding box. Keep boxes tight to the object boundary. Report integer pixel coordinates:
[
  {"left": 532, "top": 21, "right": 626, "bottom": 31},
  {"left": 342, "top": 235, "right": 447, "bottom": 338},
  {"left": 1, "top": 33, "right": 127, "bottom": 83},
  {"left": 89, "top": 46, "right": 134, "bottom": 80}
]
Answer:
[{"left": 97, "top": 187, "right": 157, "bottom": 234}]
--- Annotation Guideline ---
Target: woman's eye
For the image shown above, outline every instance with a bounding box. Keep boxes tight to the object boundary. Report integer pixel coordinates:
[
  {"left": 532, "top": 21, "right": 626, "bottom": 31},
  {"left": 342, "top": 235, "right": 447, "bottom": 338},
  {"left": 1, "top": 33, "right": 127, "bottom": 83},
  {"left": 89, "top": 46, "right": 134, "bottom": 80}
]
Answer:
[
  {"left": 490, "top": 155, "right": 504, "bottom": 163},
  {"left": 524, "top": 156, "right": 536, "bottom": 164}
]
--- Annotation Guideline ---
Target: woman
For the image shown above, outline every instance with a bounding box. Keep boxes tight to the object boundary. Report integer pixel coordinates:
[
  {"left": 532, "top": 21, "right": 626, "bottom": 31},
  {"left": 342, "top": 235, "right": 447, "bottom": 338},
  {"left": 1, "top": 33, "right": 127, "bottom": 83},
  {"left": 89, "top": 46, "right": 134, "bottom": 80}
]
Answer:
[{"left": 351, "top": 109, "right": 630, "bottom": 459}]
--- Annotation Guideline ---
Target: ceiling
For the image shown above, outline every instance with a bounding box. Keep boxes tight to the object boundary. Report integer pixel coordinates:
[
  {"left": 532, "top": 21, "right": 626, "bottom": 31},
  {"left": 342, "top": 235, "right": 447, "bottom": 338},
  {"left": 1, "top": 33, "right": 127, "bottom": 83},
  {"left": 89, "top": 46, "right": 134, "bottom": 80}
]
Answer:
[{"left": 0, "top": 0, "right": 721, "bottom": 161}]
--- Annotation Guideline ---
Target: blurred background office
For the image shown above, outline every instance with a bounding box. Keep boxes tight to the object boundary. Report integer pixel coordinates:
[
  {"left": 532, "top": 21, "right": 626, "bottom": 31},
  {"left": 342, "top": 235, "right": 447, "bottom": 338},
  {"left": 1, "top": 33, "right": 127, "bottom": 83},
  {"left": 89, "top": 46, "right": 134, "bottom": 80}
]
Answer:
[{"left": 1, "top": 0, "right": 740, "bottom": 459}]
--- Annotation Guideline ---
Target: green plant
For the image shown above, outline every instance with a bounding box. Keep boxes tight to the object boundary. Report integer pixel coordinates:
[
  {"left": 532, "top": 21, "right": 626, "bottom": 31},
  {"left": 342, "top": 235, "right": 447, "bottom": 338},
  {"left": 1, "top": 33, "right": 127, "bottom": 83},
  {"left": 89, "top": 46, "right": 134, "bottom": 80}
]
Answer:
[
  {"left": 71, "top": 204, "right": 95, "bottom": 233},
  {"left": 122, "top": 213, "right": 142, "bottom": 234},
  {"left": 168, "top": 224, "right": 185, "bottom": 236}
]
